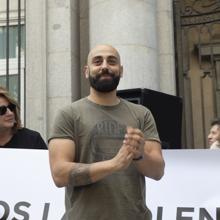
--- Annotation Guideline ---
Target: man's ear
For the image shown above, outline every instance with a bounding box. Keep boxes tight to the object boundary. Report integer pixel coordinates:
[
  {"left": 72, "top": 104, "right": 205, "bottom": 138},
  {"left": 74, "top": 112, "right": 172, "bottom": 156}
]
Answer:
[
  {"left": 120, "top": 65, "right": 123, "bottom": 78},
  {"left": 83, "top": 66, "right": 89, "bottom": 78}
]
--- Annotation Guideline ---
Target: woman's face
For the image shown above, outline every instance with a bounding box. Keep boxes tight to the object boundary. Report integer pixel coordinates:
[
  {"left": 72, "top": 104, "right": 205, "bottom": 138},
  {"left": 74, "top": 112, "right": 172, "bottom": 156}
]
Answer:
[{"left": 0, "top": 96, "right": 16, "bottom": 131}]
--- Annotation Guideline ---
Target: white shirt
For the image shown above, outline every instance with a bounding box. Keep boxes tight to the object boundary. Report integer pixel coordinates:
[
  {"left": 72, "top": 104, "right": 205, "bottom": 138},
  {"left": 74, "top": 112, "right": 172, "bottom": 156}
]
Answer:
[{"left": 210, "top": 141, "right": 220, "bottom": 149}]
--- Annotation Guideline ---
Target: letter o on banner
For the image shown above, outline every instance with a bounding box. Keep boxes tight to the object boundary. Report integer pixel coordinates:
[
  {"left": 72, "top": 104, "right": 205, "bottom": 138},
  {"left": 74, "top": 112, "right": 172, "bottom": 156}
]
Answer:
[{"left": 0, "top": 200, "right": 10, "bottom": 220}]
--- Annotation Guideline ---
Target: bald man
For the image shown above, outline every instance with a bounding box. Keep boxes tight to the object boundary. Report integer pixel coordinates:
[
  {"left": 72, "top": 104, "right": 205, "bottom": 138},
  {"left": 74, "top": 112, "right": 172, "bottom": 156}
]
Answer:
[{"left": 48, "top": 44, "right": 165, "bottom": 220}]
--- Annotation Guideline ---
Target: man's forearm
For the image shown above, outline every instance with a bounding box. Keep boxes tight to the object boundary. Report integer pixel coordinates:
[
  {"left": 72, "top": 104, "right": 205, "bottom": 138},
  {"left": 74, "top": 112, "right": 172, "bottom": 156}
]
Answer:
[
  {"left": 133, "top": 141, "right": 165, "bottom": 180},
  {"left": 133, "top": 155, "right": 165, "bottom": 180},
  {"left": 69, "top": 163, "right": 92, "bottom": 186},
  {"left": 69, "top": 160, "right": 115, "bottom": 187}
]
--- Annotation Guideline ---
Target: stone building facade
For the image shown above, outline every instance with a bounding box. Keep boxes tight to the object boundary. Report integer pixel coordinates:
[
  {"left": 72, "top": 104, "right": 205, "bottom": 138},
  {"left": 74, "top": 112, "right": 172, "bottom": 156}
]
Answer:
[
  {"left": 2, "top": 0, "right": 220, "bottom": 148},
  {"left": 25, "top": 0, "right": 175, "bottom": 142}
]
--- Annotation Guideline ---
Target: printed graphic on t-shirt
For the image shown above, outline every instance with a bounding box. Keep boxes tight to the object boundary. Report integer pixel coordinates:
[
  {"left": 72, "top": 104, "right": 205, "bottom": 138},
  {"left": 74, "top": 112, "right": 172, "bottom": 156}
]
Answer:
[{"left": 89, "top": 119, "right": 126, "bottom": 161}]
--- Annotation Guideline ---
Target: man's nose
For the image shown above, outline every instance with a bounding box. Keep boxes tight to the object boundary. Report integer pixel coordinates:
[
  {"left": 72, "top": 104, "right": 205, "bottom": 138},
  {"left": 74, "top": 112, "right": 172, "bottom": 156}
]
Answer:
[{"left": 101, "top": 60, "right": 108, "bottom": 69}]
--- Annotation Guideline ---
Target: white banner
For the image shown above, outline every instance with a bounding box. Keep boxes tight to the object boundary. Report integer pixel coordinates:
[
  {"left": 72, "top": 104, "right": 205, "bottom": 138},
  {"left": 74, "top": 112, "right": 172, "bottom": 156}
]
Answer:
[
  {"left": 0, "top": 149, "right": 64, "bottom": 220},
  {"left": 0, "top": 149, "right": 220, "bottom": 220},
  {"left": 146, "top": 149, "right": 220, "bottom": 220}
]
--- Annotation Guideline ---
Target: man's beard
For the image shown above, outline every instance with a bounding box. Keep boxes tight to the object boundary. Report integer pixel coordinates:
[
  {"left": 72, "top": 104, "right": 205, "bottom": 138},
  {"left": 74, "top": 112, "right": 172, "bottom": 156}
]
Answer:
[{"left": 89, "top": 70, "right": 120, "bottom": 93}]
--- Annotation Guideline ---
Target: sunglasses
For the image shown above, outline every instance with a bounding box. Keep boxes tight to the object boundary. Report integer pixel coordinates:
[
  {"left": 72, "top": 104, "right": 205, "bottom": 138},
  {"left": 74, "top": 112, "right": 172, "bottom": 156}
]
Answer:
[{"left": 0, "top": 103, "right": 16, "bottom": 116}]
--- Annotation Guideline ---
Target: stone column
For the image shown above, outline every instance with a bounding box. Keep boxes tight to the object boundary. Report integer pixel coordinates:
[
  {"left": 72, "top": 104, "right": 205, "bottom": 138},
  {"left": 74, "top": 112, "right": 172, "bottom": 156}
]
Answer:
[
  {"left": 88, "top": 0, "right": 159, "bottom": 91},
  {"left": 46, "top": 0, "right": 80, "bottom": 136},
  {"left": 157, "top": 0, "right": 176, "bottom": 95},
  {"left": 26, "top": 0, "right": 47, "bottom": 139},
  {"left": 79, "top": 0, "right": 90, "bottom": 96},
  {"left": 26, "top": 0, "right": 80, "bottom": 139}
]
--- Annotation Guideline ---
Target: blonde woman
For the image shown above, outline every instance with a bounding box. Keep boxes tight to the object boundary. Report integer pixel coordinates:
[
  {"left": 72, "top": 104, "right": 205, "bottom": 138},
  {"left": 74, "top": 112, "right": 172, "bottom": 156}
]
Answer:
[{"left": 0, "top": 87, "right": 47, "bottom": 149}]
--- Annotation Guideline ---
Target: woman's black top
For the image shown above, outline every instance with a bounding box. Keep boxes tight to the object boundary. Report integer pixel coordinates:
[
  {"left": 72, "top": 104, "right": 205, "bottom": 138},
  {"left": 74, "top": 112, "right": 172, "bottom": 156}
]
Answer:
[{"left": 0, "top": 128, "right": 47, "bottom": 149}]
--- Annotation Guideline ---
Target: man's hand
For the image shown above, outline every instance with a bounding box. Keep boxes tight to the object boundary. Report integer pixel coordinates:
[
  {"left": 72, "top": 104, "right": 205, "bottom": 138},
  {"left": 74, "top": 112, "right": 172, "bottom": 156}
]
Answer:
[
  {"left": 111, "top": 144, "right": 134, "bottom": 171},
  {"left": 118, "top": 127, "right": 165, "bottom": 180},
  {"left": 123, "top": 127, "right": 145, "bottom": 159}
]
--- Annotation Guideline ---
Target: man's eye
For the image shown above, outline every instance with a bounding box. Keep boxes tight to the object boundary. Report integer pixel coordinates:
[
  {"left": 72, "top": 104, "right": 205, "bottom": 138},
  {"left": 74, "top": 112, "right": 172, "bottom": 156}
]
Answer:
[
  {"left": 94, "top": 60, "right": 102, "bottom": 65},
  {"left": 108, "top": 59, "right": 117, "bottom": 65}
]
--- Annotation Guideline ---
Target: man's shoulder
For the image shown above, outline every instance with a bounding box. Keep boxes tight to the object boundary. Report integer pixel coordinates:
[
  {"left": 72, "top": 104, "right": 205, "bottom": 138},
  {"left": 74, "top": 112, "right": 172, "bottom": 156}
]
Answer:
[
  {"left": 54, "top": 98, "right": 89, "bottom": 122},
  {"left": 56, "top": 98, "right": 87, "bottom": 114},
  {"left": 120, "top": 98, "right": 150, "bottom": 112},
  {"left": 64, "top": 97, "right": 88, "bottom": 109}
]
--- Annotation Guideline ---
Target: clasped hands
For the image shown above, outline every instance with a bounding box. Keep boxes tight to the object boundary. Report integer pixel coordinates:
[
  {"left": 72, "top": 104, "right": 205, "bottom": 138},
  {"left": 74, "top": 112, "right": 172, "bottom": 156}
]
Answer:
[
  {"left": 112, "top": 127, "right": 145, "bottom": 170},
  {"left": 123, "top": 126, "right": 145, "bottom": 160}
]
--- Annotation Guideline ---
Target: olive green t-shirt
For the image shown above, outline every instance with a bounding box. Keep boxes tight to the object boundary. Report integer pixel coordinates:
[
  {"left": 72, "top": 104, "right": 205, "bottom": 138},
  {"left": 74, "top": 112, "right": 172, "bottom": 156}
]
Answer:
[{"left": 49, "top": 97, "right": 160, "bottom": 220}]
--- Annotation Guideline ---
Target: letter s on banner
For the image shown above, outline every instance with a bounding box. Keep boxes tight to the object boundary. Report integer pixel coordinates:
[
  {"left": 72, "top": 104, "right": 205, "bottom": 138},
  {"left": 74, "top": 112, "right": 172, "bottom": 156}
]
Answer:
[{"left": 12, "top": 201, "right": 31, "bottom": 220}]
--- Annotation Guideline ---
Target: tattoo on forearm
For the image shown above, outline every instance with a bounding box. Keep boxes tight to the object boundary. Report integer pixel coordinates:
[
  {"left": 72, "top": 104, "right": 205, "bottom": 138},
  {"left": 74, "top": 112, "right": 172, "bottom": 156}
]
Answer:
[{"left": 69, "top": 164, "right": 92, "bottom": 187}]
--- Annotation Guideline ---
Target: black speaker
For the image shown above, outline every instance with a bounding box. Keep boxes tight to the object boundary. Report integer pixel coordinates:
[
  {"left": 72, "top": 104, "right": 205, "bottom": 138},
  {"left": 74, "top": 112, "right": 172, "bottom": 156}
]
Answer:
[{"left": 117, "top": 88, "right": 183, "bottom": 149}]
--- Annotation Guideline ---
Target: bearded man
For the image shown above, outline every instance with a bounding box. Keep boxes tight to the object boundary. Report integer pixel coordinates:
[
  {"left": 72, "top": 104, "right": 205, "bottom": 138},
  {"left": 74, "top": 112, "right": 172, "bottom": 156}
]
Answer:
[{"left": 48, "top": 44, "right": 165, "bottom": 220}]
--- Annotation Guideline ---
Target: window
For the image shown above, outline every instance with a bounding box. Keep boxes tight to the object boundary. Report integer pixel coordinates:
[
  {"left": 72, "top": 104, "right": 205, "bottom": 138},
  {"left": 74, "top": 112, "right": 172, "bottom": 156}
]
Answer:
[
  {"left": 0, "top": 0, "right": 25, "bottom": 123},
  {"left": 0, "top": 25, "right": 25, "bottom": 59},
  {"left": 0, "top": 24, "right": 25, "bottom": 102},
  {"left": 0, "top": 24, "right": 25, "bottom": 100}
]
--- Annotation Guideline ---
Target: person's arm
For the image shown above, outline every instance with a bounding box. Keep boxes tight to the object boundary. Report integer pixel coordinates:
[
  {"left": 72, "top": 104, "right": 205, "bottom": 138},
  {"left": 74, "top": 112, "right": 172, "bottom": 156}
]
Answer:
[
  {"left": 48, "top": 138, "right": 135, "bottom": 188},
  {"left": 133, "top": 140, "right": 165, "bottom": 180},
  {"left": 123, "top": 127, "right": 165, "bottom": 180}
]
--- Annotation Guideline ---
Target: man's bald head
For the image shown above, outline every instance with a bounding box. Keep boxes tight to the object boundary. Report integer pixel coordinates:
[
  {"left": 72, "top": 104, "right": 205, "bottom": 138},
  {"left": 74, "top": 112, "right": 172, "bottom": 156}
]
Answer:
[
  {"left": 87, "top": 44, "right": 121, "bottom": 65},
  {"left": 84, "top": 44, "right": 123, "bottom": 93}
]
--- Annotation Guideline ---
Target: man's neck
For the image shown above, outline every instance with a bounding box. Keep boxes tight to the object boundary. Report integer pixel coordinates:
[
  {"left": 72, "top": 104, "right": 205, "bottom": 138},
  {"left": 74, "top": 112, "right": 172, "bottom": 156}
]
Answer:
[{"left": 88, "top": 88, "right": 120, "bottom": 106}]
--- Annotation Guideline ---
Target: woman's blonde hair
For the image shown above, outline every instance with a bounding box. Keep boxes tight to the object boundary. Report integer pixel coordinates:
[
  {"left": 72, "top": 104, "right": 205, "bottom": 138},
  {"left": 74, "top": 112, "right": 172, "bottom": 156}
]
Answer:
[{"left": 0, "top": 86, "right": 22, "bottom": 132}]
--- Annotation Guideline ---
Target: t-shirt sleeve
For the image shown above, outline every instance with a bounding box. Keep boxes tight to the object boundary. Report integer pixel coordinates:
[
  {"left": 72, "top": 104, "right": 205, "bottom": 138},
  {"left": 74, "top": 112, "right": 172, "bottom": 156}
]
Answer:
[
  {"left": 143, "top": 109, "right": 161, "bottom": 143},
  {"left": 48, "top": 107, "right": 76, "bottom": 143}
]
